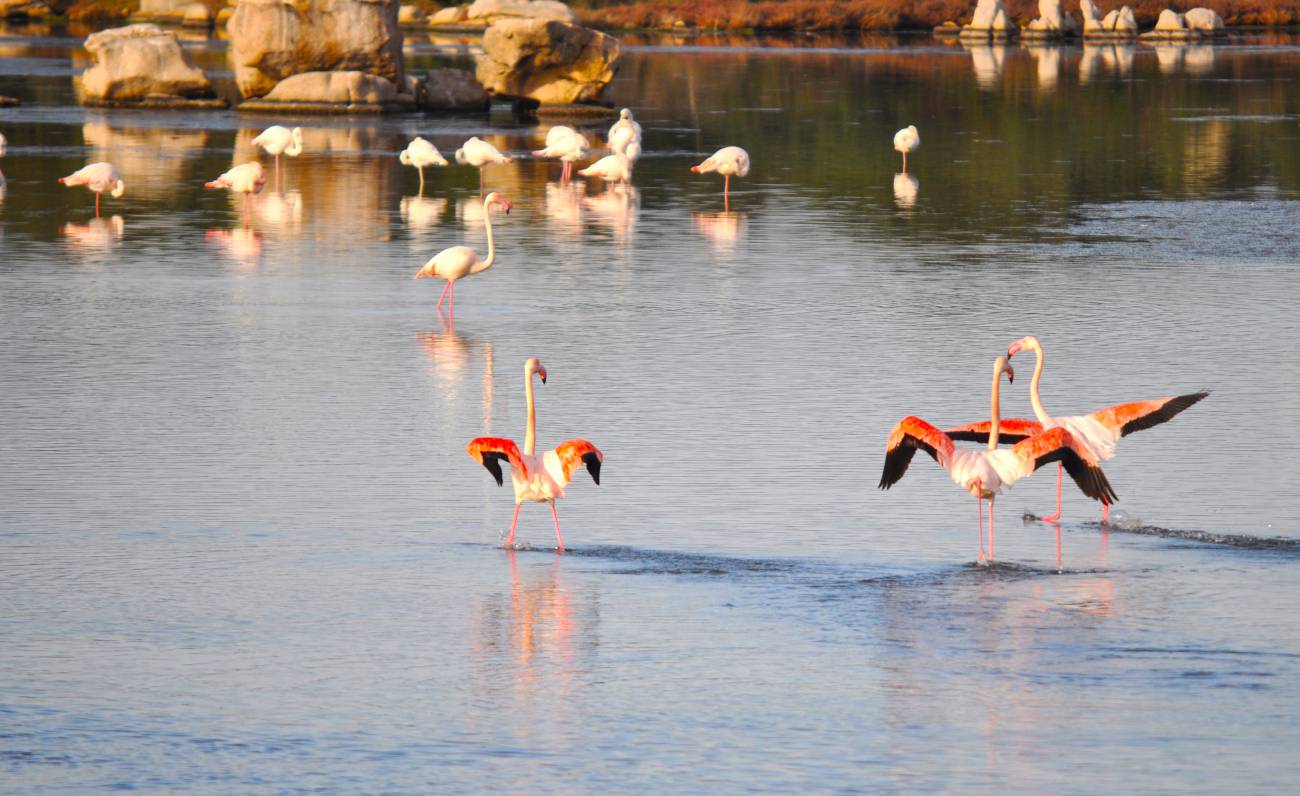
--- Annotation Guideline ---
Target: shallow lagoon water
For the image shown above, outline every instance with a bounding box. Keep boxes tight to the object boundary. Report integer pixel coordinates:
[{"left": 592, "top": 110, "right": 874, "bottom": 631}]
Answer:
[{"left": 2, "top": 29, "right": 1300, "bottom": 793}]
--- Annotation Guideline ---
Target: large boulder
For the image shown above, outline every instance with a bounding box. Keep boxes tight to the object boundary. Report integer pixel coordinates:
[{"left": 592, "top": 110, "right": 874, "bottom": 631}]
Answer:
[
  {"left": 398, "top": 3, "right": 425, "bottom": 25},
  {"left": 429, "top": 4, "right": 468, "bottom": 24},
  {"left": 226, "top": 0, "right": 404, "bottom": 100},
  {"left": 1184, "top": 7, "right": 1224, "bottom": 32},
  {"left": 466, "top": 0, "right": 574, "bottom": 23},
  {"left": 476, "top": 18, "right": 619, "bottom": 105},
  {"left": 80, "top": 24, "right": 215, "bottom": 102},
  {"left": 969, "top": 0, "right": 1001, "bottom": 28},
  {"left": 1026, "top": 0, "right": 1077, "bottom": 32},
  {"left": 262, "top": 70, "right": 402, "bottom": 103},
  {"left": 424, "top": 67, "right": 490, "bottom": 110},
  {"left": 1079, "top": 0, "right": 1102, "bottom": 30},
  {"left": 1154, "top": 8, "right": 1186, "bottom": 30}
]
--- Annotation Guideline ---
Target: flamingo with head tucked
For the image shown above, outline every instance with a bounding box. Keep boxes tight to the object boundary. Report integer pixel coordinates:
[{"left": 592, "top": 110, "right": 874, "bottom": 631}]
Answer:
[
  {"left": 894, "top": 125, "right": 920, "bottom": 173},
  {"left": 400, "top": 137, "right": 448, "bottom": 192},
  {"left": 414, "top": 191, "right": 511, "bottom": 316},
  {"left": 456, "top": 136, "right": 513, "bottom": 194},
  {"left": 59, "top": 161, "right": 124, "bottom": 217},
  {"left": 578, "top": 153, "right": 632, "bottom": 185},
  {"left": 204, "top": 161, "right": 266, "bottom": 216},
  {"left": 948, "top": 336, "right": 1208, "bottom": 523},
  {"left": 608, "top": 108, "right": 642, "bottom": 163},
  {"left": 691, "top": 146, "right": 749, "bottom": 210},
  {"left": 533, "top": 125, "right": 589, "bottom": 183},
  {"left": 252, "top": 126, "right": 303, "bottom": 187},
  {"left": 467, "top": 357, "right": 603, "bottom": 552},
  {"left": 881, "top": 356, "right": 1117, "bottom": 562}
]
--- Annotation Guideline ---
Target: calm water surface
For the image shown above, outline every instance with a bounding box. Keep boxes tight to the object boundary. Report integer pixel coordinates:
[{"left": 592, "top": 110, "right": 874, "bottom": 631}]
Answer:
[{"left": 2, "top": 27, "right": 1300, "bottom": 794}]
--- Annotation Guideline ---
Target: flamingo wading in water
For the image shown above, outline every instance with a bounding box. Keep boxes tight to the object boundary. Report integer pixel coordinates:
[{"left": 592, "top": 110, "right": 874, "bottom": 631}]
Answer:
[
  {"left": 578, "top": 153, "right": 633, "bottom": 185},
  {"left": 880, "top": 356, "right": 1117, "bottom": 562},
  {"left": 691, "top": 146, "right": 749, "bottom": 210},
  {"left": 949, "top": 336, "right": 1208, "bottom": 523},
  {"left": 252, "top": 126, "right": 303, "bottom": 187},
  {"left": 456, "top": 136, "right": 513, "bottom": 194},
  {"left": 204, "top": 161, "right": 266, "bottom": 216},
  {"left": 59, "top": 162, "right": 124, "bottom": 217},
  {"left": 533, "top": 126, "right": 589, "bottom": 183},
  {"left": 467, "top": 357, "right": 604, "bottom": 552},
  {"left": 400, "top": 137, "right": 448, "bottom": 192},
  {"left": 894, "top": 125, "right": 920, "bottom": 173},
  {"left": 608, "top": 108, "right": 642, "bottom": 163},
  {"left": 414, "top": 191, "right": 511, "bottom": 316}
]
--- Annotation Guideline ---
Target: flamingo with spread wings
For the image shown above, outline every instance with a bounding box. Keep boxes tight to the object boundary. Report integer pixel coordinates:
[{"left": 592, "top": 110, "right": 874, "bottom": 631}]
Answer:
[
  {"left": 467, "top": 357, "right": 603, "bottom": 552},
  {"left": 881, "top": 356, "right": 1116, "bottom": 562},
  {"left": 946, "top": 336, "right": 1208, "bottom": 523}
]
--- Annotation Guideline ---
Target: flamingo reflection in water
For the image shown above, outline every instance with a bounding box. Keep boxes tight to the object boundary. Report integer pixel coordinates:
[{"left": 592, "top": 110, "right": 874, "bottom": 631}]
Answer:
[
  {"left": 61, "top": 215, "right": 125, "bottom": 254},
  {"left": 692, "top": 210, "right": 747, "bottom": 254}
]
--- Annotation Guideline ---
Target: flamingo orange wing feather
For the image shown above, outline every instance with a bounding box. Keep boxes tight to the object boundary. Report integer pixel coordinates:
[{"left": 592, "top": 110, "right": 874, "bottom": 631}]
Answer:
[
  {"left": 879, "top": 416, "right": 955, "bottom": 490},
  {"left": 555, "top": 439, "right": 603, "bottom": 485},
  {"left": 466, "top": 437, "right": 528, "bottom": 485},
  {"left": 1089, "top": 391, "right": 1209, "bottom": 437},
  {"left": 1012, "top": 428, "right": 1118, "bottom": 505},
  {"left": 944, "top": 418, "right": 1043, "bottom": 444}
]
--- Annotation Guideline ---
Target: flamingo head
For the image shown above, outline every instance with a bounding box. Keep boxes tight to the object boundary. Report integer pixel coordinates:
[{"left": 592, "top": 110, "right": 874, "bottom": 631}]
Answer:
[
  {"left": 485, "top": 191, "right": 511, "bottom": 214},
  {"left": 620, "top": 108, "right": 633, "bottom": 120},
  {"left": 525, "top": 356, "right": 547, "bottom": 384},
  {"left": 995, "top": 355, "right": 1015, "bottom": 385},
  {"left": 1006, "top": 335, "right": 1041, "bottom": 359},
  {"left": 690, "top": 165, "right": 701, "bottom": 173}
]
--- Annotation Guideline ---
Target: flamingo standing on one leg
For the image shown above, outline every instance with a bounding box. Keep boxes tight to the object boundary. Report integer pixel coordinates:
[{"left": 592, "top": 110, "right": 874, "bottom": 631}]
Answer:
[
  {"left": 58, "top": 162, "right": 124, "bottom": 218},
  {"left": 251, "top": 125, "right": 303, "bottom": 189},
  {"left": 691, "top": 146, "right": 749, "bottom": 211},
  {"left": 607, "top": 108, "right": 643, "bottom": 164},
  {"left": 577, "top": 153, "right": 633, "bottom": 186},
  {"left": 204, "top": 161, "right": 266, "bottom": 219},
  {"left": 400, "top": 137, "right": 448, "bottom": 193},
  {"left": 893, "top": 125, "right": 920, "bottom": 173},
  {"left": 532, "top": 126, "right": 589, "bottom": 183},
  {"left": 413, "top": 191, "right": 511, "bottom": 317},
  {"left": 880, "top": 356, "right": 1117, "bottom": 563},
  {"left": 455, "top": 136, "right": 513, "bottom": 195},
  {"left": 467, "top": 357, "right": 604, "bottom": 552}
]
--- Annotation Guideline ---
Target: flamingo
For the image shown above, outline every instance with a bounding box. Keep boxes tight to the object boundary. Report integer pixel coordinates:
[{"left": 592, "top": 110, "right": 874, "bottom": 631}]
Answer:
[
  {"left": 413, "top": 191, "right": 511, "bottom": 316},
  {"left": 467, "top": 357, "right": 603, "bottom": 552},
  {"left": 880, "top": 356, "right": 1117, "bottom": 563},
  {"left": 252, "top": 126, "right": 303, "bottom": 187},
  {"left": 532, "top": 125, "right": 589, "bottom": 182},
  {"left": 577, "top": 154, "right": 633, "bottom": 185},
  {"left": 691, "top": 146, "right": 750, "bottom": 211},
  {"left": 455, "top": 136, "right": 513, "bottom": 194},
  {"left": 399, "top": 137, "right": 448, "bottom": 192},
  {"left": 204, "top": 161, "right": 266, "bottom": 216},
  {"left": 949, "top": 336, "right": 1208, "bottom": 523},
  {"left": 58, "top": 162, "right": 124, "bottom": 217},
  {"left": 608, "top": 108, "right": 642, "bottom": 163},
  {"left": 894, "top": 125, "right": 920, "bottom": 173}
]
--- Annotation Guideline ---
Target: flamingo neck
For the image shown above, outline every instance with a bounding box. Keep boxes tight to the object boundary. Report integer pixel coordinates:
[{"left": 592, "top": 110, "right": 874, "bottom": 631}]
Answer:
[
  {"left": 523, "top": 367, "right": 537, "bottom": 455},
  {"left": 988, "top": 362, "right": 1003, "bottom": 451},
  {"left": 472, "top": 198, "right": 496, "bottom": 274},
  {"left": 1028, "top": 345, "right": 1051, "bottom": 425}
]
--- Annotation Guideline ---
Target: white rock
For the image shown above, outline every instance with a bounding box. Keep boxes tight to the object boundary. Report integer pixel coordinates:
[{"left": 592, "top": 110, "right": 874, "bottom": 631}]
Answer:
[
  {"left": 260, "top": 71, "right": 404, "bottom": 104},
  {"left": 1116, "top": 6, "right": 1136, "bottom": 30},
  {"left": 81, "top": 24, "right": 214, "bottom": 102},
  {"left": 1155, "top": 8, "right": 1186, "bottom": 30},
  {"left": 969, "top": 0, "right": 1002, "bottom": 28},
  {"left": 467, "top": 0, "right": 574, "bottom": 23},
  {"left": 476, "top": 18, "right": 619, "bottom": 105},
  {"left": 430, "top": 5, "right": 468, "bottom": 24},
  {"left": 1184, "top": 7, "right": 1224, "bottom": 31},
  {"left": 1079, "top": 0, "right": 1103, "bottom": 30},
  {"left": 398, "top": 4, "right": 426, "bottom": 24}
]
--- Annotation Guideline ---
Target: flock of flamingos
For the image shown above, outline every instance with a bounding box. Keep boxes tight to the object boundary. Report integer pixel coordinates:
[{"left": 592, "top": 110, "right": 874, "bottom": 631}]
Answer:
[{"left": 8, "top": 112, "right": 1207, "bottom": 563}]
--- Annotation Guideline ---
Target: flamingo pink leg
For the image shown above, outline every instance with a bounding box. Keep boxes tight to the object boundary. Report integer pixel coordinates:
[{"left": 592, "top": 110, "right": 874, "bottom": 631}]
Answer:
[
  {"left": 977, "top": 485, "right": 986, "bottom": 563},
  {"left": 435, "top": 280, "right": 451, "bottom": 309},
  {"left": 1102, "top": 502, "right": 1110, "bottom": 524},
  {"left": 723, "top": 174, "right": 731, "bottom": 211},
  {"left": 447, "top": 281, "right": 455, "bottom": 317},
  {"left": 504, "top": 502, "right": 522, "bottom": 548},
  {"left": 1042, "top": 464, "right": 1063, "bottom": 523},
  {"left": 274, "top": 155, "right": 282, "bottom": 192},
  {"left": 550, "top": 502, "right": 565, "bottom": 552},
  {"left": 988, "top": 500, "right": 996, "bottom": 562},
  {"left": 95, "top": 192, "right": 101, "bottom": 218}
]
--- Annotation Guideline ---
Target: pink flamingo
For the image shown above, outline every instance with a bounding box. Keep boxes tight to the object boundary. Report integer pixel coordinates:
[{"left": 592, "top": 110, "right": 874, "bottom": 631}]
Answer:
[
  {"left": 881, "top": 356, "right": 1116, "bottom": 562},
  {"left": 532, "top": 126, "right": 589, "bottom": 183},
  {"left": 413, "top": 191, "right": 510, "bottom": 317},
  {"left": 947, "top": 336, "right": 1208, "bottom": 523},
  {"left": 204, "top": 161, "right": 266, "bottom": 217},
  {"left": 691, "top": 146, "right": 749, "bottom": 210},
  {"left": 467, "top": 357, "right": 603, "bottom": 552},
  {"left": 58, "top": 162, "right": 124, "bottom": 217}
]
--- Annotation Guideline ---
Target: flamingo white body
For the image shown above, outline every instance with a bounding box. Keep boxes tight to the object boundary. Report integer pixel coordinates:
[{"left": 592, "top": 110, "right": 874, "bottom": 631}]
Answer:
[
  {"left": 608, "top": 108, "right": 643, "bottom": 162},
  {"left": 399, "top": 137, "right": 448, "bottom": 190},
  {"left": 414, "top": 191, "right": 510, "bottom": 315},
  {"left": 691, "top": 146, "right": 750, "bottom": 209},
  {"left": 59, "top": 161, "right": 124, "bottom": 217},
  {"left": 881, "top": 356, "right": 1116, "bottom": 562},
  {"left": 578, "top": 154, "right": 633, "bottom": 184},
  {"left": 532, "top": 126, "right": 589, "bottom": 181},
  {"left": 456, "top": 136, "right": 513, "bottom": 192},
  {"left": 467, "top": 357, "right": 603, "bottom": 551},
  {"left": 252, "top": 126, "right": 303, "bottom": 185},
  {"left": 894, "top": 125, "right": 920, "bottom": 172},
  {"left": 204, "top": 161, "right": 266, "bottom": 214}
]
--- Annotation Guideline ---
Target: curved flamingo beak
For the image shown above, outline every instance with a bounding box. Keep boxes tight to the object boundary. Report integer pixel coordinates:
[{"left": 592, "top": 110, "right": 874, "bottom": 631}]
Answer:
[
  {"left": 500, "top": 198, "right": 512, "bottom": 215},
  {"left": 1005, "top": 362, "right": 1015, "bottom": 384},
  {"left": 690, "top": 166, "right": 701, "bottom": 173},
  {"left": 1007, "top": 340, "right": 1024, "bottom": 358},
  {"left": 57, "top": 178, "right": 66, "bottom": 184},
  {"left": 538, "top": 365, "right": 547, "bottom": 384}
]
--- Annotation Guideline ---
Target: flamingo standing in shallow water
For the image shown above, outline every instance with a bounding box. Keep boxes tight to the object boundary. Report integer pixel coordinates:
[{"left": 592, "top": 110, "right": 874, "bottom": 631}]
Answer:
[
  {"left": 607, "top": 108, "right": 642, "bottom": 163},
  {"left": 413, "top": 191, "right": 510, "bottom": 316},
  {"left": 894, "top": 125, "right": 920, "bottom": 173},
  {"left": 456, "top": 136, "right": 513, "bottom": 194},
  {"left": 881, "top": 356, "right": 1117, "bottom": 562},
  {"left": 252, "top": 126, "right": 303, "bottom": 188},
  {"left": 691, "top": 146, "right": 749, "bottom": 210},
  {"left": 204, "top": 161, "right": 266, "bottom": 217},
  {"left": 59, "top": 162, "right": 124, "bottom": 217},
  {"left": 578, "top": 153, "right": 633, "bottom": 185},
  {"left": 949, "top": 336, "right": 1208, "bottom": 523},
  {"left": 467, "top": 357, "right": 603, "bottom": 551},
  {"left": 399, "top": 137, "right": 448, "bottom": 192},
  {"left": 533, "top": 126, "right": 589, "bottom": 183}
]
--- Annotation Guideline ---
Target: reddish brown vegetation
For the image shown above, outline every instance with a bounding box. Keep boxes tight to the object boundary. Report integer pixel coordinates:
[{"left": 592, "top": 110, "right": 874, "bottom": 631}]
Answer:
[{"left": 576, "top": 0, "right": 1300, "bottom": 30}]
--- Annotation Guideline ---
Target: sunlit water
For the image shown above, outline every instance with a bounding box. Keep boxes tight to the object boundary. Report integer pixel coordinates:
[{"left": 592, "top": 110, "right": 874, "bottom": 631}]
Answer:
[{"left": 3, "top": 27, "right": 1300, "bottom": 794}]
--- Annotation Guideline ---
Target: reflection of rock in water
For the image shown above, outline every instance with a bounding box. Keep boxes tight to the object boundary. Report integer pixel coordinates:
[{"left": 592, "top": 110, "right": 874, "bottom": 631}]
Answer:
[
  {"left": 1184, "top": 45, "right": 1215, "bottom": 76},
  {"left": 61, "top": 215, "right": 125, "bottom": 254},
  {"left": 80, "top": 122, "right": 208, "bottom": 201},
  {"left": 692, "top": 210, "right": 746, "bottom": 253},
  {"left": 1029, "top": 46, "right": 1061, "bottom": 93},
  {"left": 584, "top": 184, "right": 639, "bottom": 245},
  {"left": 892, "top": 173, "right": 919, "bottom": 209},
  {"left": 1081, "top": 44, "right": 1134, "bottom": 83},
  {"left": 964, "top": 44, "right": 1006, "bottom": 90},
  {"left": 1103, "top": 44, "right": 1135, "bottom": 77},
  {"left": 206, "top": 226, "right": 263, "bottom": 268},
  {"left": 400, "top": 195, "right": 448, "bottom": 235},
  {"left": 545, "top": 181, "right": 585, "bottom": 238},
  {"left": 1182, "top": 119, "right": 1229, "bottom": 193},
  {"left": 1153, "top": 44, "right": 1184, "bottom": 75}
]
